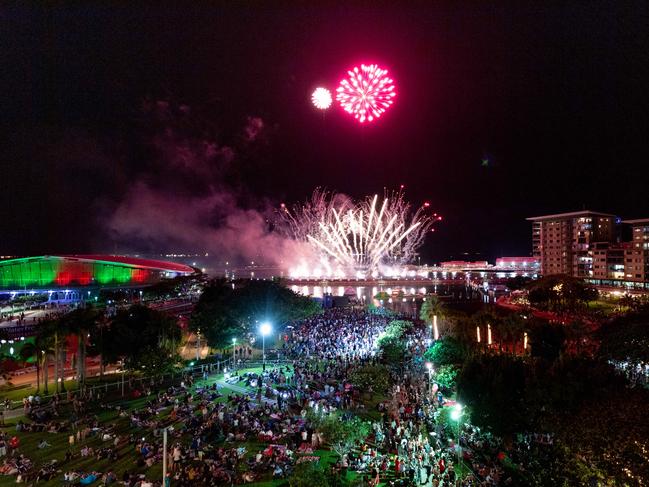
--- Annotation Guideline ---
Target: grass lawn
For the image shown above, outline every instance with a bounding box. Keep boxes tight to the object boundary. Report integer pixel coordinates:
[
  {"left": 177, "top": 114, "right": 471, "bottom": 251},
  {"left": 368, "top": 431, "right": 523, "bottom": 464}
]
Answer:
[
  {"left": 586, "top": 299, "right": 619, "bottom": 313},
  {"left": 0, "top": 361, "right": 450, "bottom": 487},
  {"left": 0, "top": 399, "right": 165, "bottom": 486},
  {"left": 0, "top": 365, "right": 298, "bottom": 486}
]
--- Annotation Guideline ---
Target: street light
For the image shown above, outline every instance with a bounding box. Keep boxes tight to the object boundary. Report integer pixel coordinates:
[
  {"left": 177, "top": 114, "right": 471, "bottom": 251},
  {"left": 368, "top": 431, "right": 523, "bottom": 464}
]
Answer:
[
  {"left": 260, "top": 322, "right": 272, "bottom": 371},
  {"left": 232, "top": 337, "right": 237, "bottom": 366},
  {"left": 425, "top": 362, "right": 434, "bottom": 391}
]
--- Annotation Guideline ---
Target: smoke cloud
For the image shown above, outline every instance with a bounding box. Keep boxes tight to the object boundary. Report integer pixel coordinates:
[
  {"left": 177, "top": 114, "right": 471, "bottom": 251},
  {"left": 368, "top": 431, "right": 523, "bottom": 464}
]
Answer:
[{"left": 106, "top": 100, "right": 313, "bottom": 269}]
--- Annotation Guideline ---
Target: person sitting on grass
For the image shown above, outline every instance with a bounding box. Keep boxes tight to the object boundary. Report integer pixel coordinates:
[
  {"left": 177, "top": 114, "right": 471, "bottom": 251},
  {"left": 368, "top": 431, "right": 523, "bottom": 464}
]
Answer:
[
  {"left": 37, "top": 439, "right": 51, "bottom": 449},
  {"left": 102, "top": 470, "right": 116, "bottom": 485}
]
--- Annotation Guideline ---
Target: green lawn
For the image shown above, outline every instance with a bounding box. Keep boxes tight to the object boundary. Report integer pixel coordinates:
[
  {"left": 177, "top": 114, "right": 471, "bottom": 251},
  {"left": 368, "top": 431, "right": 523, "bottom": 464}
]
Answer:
[
  {"left": 0, "top": 362, "right": 470, "bottom": 487},
  {"left": 0, "top": 365, "right": 298, "bottom": 486}
]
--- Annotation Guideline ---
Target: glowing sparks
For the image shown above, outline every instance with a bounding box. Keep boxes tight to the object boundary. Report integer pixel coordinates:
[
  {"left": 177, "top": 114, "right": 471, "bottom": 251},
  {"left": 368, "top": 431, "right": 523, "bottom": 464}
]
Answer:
[
  {"left": 311, "top": 87, "right": 333, "bottom": 110},
  {"left": 336, "top": 64, "right": 396, "bottom": 123},
  {"left": 279, "top": 189, "right": 438, "bottom": 276}
]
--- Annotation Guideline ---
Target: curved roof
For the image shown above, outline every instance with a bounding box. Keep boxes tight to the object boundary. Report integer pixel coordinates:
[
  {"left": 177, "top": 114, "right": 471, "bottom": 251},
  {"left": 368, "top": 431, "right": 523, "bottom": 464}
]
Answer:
[{"left": 58, "top": 255, "right": 195, "bottom": 273}]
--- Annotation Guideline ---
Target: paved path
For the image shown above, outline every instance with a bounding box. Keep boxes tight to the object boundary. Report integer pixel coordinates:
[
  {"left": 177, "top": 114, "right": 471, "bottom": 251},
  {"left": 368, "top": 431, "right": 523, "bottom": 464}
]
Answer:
[{"left": 214, "top": 379, "right": 248, "bottom": 394}]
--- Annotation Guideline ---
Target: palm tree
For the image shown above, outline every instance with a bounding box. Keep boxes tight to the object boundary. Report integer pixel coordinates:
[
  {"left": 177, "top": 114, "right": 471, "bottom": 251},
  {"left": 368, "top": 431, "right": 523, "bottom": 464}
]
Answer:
[
  {"left": 566, "top": 319, "right": 590, "bottom": 354},
  {"left": 502, "top": 315, "right": 526, "bottom": 355},
  {"left": 37, "top": 335, "right": 54, "bottom": 395},
  {"left": 454, "top": 315, "right": 478, "bottom": 346},
  {"left": 473, "top": 310, "right": 502, "bottom": 351},
  {"left": 38, "top": 319, "right": 68, "bottom": 393},
  {"left": 19, "top": 342, "right": 41, "bottom": 393},
  {"left": 62, "top": 308, "right": 101, "bottom": 390},
  {"left": 420, "top": 295, "right": 445, "bottom": 339},
  {"left": 86, "top": 315, "right": 118, "bottom": 382}
]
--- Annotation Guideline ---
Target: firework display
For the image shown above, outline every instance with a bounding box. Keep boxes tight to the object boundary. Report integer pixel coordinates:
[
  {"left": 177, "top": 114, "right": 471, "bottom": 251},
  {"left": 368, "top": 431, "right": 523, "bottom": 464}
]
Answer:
[
  {"left": 311, "top": 87, "right": 333, "bottom": 110},
  {"left": 336, "top": 64, "right": 396, "bottom": 123},
  {"left": 280, "top": 189, "right": 440, "bottom": 276}
]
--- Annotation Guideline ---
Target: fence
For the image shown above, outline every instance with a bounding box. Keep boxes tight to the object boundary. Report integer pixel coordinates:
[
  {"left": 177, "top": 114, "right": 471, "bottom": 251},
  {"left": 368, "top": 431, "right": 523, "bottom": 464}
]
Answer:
[
  {"left": 1, "top": 325, "right": 36, "bottom": 339},
  {"left": 3, "top": 356, "right": 294, "bottom": 411}
]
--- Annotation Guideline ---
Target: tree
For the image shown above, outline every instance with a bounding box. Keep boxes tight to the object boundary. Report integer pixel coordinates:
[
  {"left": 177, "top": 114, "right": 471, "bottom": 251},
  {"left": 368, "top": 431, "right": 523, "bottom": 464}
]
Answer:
[
  {"left": 378, "top": 334, "right": 408, "bottom": 365},
  {"left": 501, "top": 314, "right": 526, "bottom": 354},
  {"left": 528, "top": 321, "right": 566, "bottom": 362},
  {"left": 565, "top": 319, "right": 590, "bottom": 355},
  {"left": 424, "top": 337, "right": 467, "bottom": 367},
  {"left": 38, "top": 319, "right": 68, "bottom": 393},
  {"left": 526, "top": 275, "right": 598, "bottom": 312},
  {"left": 505, "top": 275, "right": 532, "bottom": 291},
  {"left": 528, "top": 286, "right": 556, "bottom": 311},
  {"left": 597, "top": 310, "right": 649, "bottom": 364},
  {"left": 349, "top": 364, "right": 390, "bottom": 395},
  {"left": 319, "top": 413, "right": 370, "bottom": 459},
  {"left": 420, "top": 295, "right": 446, "bottom": 338},
  {"left": 435, "top": 364, "right": 458, "bottom": 393},
  {"left": 452, "top": 314, "right": 479, "bottom": 345},
  {"left": 36, "top": 334, "right": 54, "bottom": 395},
  {"left": 289, "top": 461, "right": 330, "bottom": 487},
  {"left": 473, "top": 310, "right": 504, "bottom": 350},
  {"left": 104, "top": 305, "right": 181, "bottom": 372},
  {"left": 374, "top": 291, "right": 390, "bottom": 302},
  {"left": 377, "top": 320, "right": 412, "bottom": 366},
  {"left": 381, "top": 320, "right": 412, "bottom": 339},
  {"left": 457, "top": 354, "right": 529, "bottom": 438},
  {"left": 19, "top": 342, "right": 41, "bottom": 393},
  {"left": 191, "top": 279, "right": 321, "bottom": 349},
  {"left": 61, "top": 308, "right": 102, "bottom": 389},
  {"left": 190, "top": 279, "right": 237, "bottom": 349},
  {"left": 231, "top": 278, "right": 322, "bottom": 329},
  {"left": 87, "top": 315, "right": 110, "bottom": 382}
]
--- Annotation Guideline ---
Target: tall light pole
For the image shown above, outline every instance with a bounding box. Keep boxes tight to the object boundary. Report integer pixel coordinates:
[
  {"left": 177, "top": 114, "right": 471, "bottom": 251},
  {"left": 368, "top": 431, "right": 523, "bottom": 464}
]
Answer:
[
  {"left": 162, "top": 427, "right": 168, "bottom": 487},
  {"left": 260, "top": 322, "right": 272, "bottom": 371},
  {"left": 232, "top": 337, "right": 237, "bottom": 367}
]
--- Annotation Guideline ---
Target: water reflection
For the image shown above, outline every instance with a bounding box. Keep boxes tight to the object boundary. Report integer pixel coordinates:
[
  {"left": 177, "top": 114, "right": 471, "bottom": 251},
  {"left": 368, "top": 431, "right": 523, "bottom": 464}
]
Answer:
[{"left": 293, "top": 284, "right": 480, "bottom": 314}]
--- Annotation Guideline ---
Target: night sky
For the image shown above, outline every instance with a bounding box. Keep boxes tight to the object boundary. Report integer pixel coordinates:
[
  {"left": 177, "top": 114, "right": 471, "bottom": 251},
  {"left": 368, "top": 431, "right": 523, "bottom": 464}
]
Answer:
[{"left": 2, "top": 3, "right": 649, "bottom": 264}]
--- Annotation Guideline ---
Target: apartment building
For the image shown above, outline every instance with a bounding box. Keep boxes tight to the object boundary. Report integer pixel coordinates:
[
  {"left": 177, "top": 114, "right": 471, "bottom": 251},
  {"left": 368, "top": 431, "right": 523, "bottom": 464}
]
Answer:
[
  {"left": 622, "top": 218, "right": 649, "bottom": 283},
  {"left": 526, "top": 212, "right": 649, "bottom": 289},
  {"left": 526, "top": 211, "right": 618, "bottom": 277}
]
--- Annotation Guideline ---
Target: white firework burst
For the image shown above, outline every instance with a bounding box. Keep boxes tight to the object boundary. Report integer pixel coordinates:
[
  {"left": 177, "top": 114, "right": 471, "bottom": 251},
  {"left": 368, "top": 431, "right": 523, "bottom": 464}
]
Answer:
[{"left": 279, "top": 189, "right": 439, "bottom": 274}]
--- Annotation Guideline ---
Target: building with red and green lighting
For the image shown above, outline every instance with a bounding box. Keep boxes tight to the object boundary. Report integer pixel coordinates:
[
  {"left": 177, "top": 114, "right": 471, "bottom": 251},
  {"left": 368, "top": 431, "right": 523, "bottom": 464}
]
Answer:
[{"left": 0, "top": 255, "right": 196, "bottom": 300}]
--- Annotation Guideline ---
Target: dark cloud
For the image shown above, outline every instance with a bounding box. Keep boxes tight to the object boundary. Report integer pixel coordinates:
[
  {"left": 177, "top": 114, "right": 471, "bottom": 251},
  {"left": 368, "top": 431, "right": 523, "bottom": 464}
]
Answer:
[{"left": 106, "top": 100, "right": 314, "bottom": 267}]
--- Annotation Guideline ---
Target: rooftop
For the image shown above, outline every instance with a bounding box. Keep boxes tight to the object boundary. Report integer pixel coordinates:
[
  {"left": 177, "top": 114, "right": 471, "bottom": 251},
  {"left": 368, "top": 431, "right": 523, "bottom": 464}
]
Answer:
[
  {"left": 621, "top": 218, "right": 649, "bottom": 225},
  {"left": 0, "top": 255, "right": 195, "bottom": 274},
  {"left": 59, "top": 255, "right": 195, "bottom": 273},
  {"left": 526, "top": 210, "right": 617, "bottom": 222}
]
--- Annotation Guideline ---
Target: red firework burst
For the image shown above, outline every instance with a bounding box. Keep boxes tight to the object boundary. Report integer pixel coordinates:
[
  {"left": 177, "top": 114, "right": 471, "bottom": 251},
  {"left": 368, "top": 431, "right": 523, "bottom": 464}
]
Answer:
[{"left": 336, "top": 64, "right": 396, "bottom": 123}]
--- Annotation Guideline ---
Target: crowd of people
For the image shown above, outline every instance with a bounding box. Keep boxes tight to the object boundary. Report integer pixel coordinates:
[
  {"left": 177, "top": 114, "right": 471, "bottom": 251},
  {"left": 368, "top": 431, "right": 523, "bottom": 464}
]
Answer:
[
  {"left": 0, "top": 307, "right": 523, "bottom": 486},
  {"left": 0, "top": 307, "right": 69, "bottom": 327}
]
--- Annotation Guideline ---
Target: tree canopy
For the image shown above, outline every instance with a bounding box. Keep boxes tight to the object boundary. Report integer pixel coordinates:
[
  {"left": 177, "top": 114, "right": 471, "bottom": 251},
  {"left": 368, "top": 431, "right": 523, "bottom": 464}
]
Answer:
[
  {"left": 456, "top": 354, "right": 528, "bottom": 438},
  {"left": 377, "top": 320, "right": 413, "bottom": 365},
  {"left": 318, "top": 413, "right": 370, "bottom": 459},
  {"left": 528, "top": 321, "right": 566, "bottom": 361},
  {"left": 191, "top": 279, "right": 321, "bottom": 349},
  {"left": 596, "top": 310, "right": 649, "bottom": 364},
  {"left": 526, "top": 275, "right": 598, "bottom": 311},
  {"left": 103, "top": 304, "right": 181, "bottom": 371},
  {"left": 424, "top": 337, "right": 467, "bottom": 367},
  {"left": 349, "top": 363, "right": 390, "bottom": 394}
]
